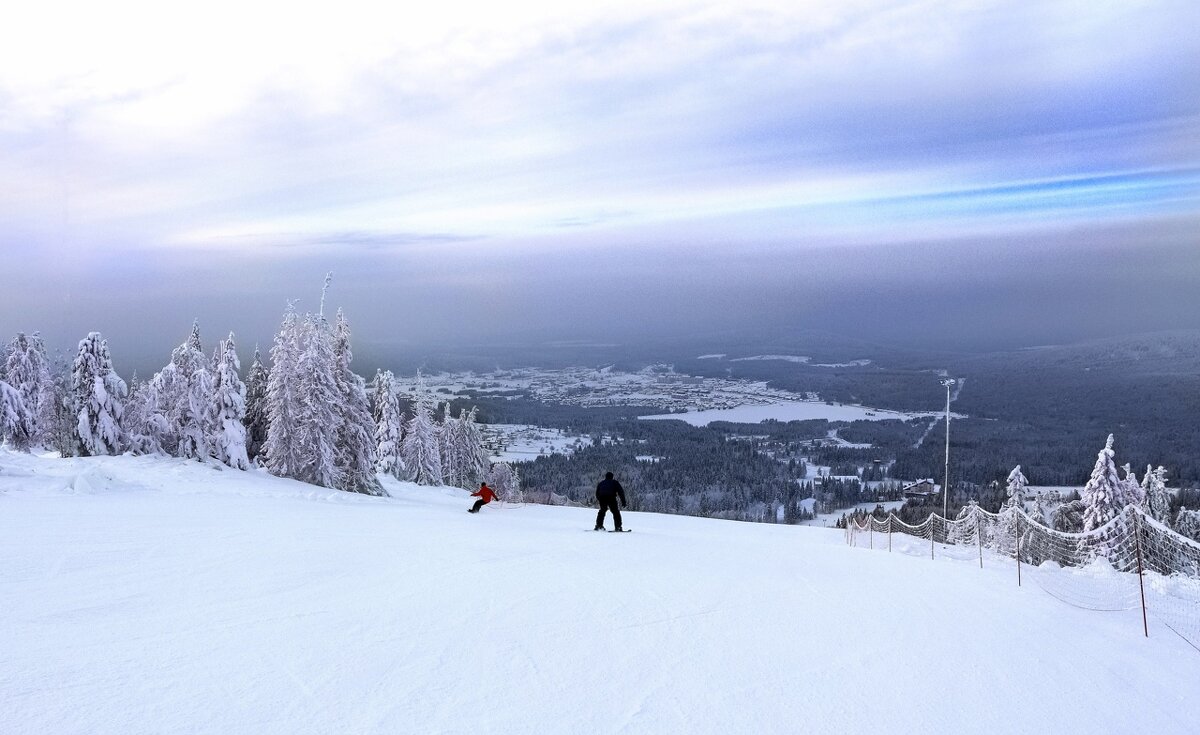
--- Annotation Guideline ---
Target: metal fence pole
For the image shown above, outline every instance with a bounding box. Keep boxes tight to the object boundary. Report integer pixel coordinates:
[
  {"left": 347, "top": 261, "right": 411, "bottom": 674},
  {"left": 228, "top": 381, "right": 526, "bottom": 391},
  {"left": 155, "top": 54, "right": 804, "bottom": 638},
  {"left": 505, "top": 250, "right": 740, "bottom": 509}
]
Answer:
[
  {"left": 1134, "top": 512, "right": 1149, "bottom": 638},
  {"left": 977, "top": 517, "right": 984, "bottom": 569},
  {"left": 1016, "top": 522, "right": 1022, "bottom": 587}
]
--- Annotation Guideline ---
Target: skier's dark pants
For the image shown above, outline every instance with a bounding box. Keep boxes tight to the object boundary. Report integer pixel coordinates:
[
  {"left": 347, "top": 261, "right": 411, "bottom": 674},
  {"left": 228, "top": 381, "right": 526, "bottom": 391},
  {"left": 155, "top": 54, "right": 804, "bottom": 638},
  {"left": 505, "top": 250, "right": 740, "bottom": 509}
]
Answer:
[
  {"left": 470, "top": 499, "right": 487, "bottom": 513},
  {"left": 595, "top": 495, "right": 622, "bottom": 529}
]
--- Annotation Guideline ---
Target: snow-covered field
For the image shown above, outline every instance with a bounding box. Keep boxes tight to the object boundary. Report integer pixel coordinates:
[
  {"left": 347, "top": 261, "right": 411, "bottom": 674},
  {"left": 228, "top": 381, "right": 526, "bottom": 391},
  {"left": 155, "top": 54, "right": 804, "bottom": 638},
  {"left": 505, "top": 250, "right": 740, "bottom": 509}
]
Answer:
[
  {"left": 639, "top": 399, "right": 948, "bottom": 426},
  {"left": 2, "top": 451, "right": 1198, "bottom": 735},
  {"left": 483, "top": 424, "right": 591, "bottom": 463}
]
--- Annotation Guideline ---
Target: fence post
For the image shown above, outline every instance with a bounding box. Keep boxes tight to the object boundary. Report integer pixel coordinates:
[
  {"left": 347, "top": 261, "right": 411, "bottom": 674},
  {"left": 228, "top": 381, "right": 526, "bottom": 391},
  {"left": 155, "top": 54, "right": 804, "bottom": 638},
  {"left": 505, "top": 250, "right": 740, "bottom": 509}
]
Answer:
[
  {"left": 930, "top": 517, "right": 935, "bottom": 560},
  {"left": 977, "top": 516, "right": 984, "bottom": 569},
  {"left": 888, "top": 515, "right": 892, "bottom": 553},
  {"left": 1134, "top": 512, "right": 1149, "bottom": 638},
  {"left": 1016, "top": 522, "right": 1022, "bottom": 587},
  {"left": 870, "top": 520, "right": 873, "bottom": 550}
]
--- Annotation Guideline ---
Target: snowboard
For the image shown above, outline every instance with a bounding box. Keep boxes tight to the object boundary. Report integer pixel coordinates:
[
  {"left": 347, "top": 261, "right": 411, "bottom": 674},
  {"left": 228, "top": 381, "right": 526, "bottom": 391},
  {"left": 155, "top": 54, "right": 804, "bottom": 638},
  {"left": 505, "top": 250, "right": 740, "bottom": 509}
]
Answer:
[{"left": 588, "top": 528, "right": 631, "bottom": 532}]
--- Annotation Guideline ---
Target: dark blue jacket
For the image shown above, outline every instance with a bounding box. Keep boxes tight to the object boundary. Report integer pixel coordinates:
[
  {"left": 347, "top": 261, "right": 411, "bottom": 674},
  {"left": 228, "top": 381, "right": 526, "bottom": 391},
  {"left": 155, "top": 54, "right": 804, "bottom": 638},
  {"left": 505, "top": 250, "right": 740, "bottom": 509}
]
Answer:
[{"left": 596, "top": 478, "right": 626, "bottom": 505}]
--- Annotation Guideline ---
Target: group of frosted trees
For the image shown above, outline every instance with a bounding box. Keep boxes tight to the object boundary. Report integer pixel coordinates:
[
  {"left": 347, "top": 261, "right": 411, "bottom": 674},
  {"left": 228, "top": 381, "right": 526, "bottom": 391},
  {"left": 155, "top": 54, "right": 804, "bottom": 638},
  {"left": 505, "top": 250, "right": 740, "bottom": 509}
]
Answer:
[
  {"left": 0, "top": 307, "right": 520, "bottom": 501},
  {"left": 998, "top": 435, "right": 1197, "bottom": 541}
]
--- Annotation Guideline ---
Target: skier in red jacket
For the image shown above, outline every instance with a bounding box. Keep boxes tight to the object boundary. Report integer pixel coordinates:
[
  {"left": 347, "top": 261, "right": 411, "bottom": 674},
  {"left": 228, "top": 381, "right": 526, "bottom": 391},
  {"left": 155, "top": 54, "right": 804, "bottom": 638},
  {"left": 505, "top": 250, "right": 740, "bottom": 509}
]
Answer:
[{"left": 468, "top": 482, "right": 497, "bottom": 513}]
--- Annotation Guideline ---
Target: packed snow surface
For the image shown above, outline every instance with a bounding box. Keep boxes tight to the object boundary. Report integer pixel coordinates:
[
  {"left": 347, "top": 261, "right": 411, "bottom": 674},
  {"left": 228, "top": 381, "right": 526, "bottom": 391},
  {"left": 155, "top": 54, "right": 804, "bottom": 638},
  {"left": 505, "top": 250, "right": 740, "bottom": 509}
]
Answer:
[{"left": 2, "top": 451, "right": 1198, "bottom": 735}]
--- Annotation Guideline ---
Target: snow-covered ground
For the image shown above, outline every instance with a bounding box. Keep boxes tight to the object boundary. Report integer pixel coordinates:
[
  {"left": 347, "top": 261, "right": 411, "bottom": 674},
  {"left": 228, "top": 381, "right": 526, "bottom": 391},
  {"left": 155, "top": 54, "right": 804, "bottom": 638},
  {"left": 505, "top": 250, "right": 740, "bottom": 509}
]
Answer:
[
  {"left": 640, "top": 399, "right": 953, "bottom": 426},
  {"left": 2, "top": 451, "right": 1198, "bottom": 735}
]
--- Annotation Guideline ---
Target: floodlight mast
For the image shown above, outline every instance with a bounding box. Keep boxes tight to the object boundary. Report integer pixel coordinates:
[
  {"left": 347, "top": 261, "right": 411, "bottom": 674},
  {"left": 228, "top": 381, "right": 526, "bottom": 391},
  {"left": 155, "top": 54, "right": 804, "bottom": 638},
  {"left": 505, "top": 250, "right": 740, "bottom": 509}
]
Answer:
[{"left": 941, "top": 378, "right": 956, "bottom": 518}]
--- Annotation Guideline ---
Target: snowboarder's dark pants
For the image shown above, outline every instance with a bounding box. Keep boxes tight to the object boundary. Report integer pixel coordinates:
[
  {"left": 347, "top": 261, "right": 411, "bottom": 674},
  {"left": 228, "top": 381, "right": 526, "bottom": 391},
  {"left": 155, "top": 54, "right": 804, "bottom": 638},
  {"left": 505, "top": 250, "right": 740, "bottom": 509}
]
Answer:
[
  {"left": 470, "top": 499, "right": 487, "bottom": 513},
  {"left": 596, "top": 495, "right": 622, "bottom": 530}
]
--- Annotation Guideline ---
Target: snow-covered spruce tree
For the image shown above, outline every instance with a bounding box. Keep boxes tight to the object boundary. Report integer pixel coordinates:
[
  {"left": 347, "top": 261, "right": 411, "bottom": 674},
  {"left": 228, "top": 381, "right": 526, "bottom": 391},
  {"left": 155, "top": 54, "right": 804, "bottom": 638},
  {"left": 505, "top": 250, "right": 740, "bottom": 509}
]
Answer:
[
  {"left": 438, "top": 403, "right": 466, "bottom": 488},
  {"left": 70, "top": 332, "right": 126, "bottom": 456},
  {"left": 264, "top": 304, "right": 303, "bottom": 479},
  {"left": 1005, "top": 465, "right": 1029, "bottom": 506},
  {"left": 44, "top": 363, "right": 75, "bottom": 457},
  {"left": 996, "top": 465, "right": 1031, "bottom": 550},
  {"left": 401, "top": 374, "right": 443, "bottom": 485},
  {"left": 331, "top": 310, "right": 381, "bottom": 495},
  {"left": 370, "top": 369, "right": 387, "bottom": 426},
  {"left": 459, "top": 407, "right": 490, "bottom": 489},
  {"left": 180, "top": 362, "right": 215, "bottom": 461},
  {"left": 1081, "top": 434, "right": 1138, "bottom": 532},
  {"left": 149, "top": 321, "right": 212, "bottom": 459},
  {"left": 1176, "top": 507, "right": 1200, "bottom": 543},
  {"left": 439, "top": 405, "right": 490, "bottom": 490},
  {"left": 1140, "top": 466, "right": 1173, "bottom": 526},
  {"left": 487, "top": 461, "right": 522, "bottom": 502},
  {"left": 123, "top": 373, "right": 169, "bottom": 455},
  {"left": 242, "top": 346, "right": 270, "bottom": 463},
  {"left": 1051, "top": 498, "right": 1087, "bottom": 533},
  {"left": 374, "top": 370, "right": 406, "bottom": 479},
  {"left": 3, "top": 331, "right": 53, "bottom": 443},
  {"left": 212, "top": 333, "right": 250, "bottom": 470},
  {"left": 0, "top": 379, "right": 33, "bottom": 451},
  {"left": 292, "top": 313, "right": 342, "bottom": 489},
  {"left": 1122, "top": 464, "right": 1147, "bottom": 510}
]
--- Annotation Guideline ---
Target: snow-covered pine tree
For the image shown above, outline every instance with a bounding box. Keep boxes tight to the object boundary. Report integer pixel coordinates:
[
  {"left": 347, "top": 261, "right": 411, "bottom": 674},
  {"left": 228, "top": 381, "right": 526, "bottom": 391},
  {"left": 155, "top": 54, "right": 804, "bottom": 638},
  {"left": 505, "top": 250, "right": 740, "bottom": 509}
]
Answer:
[
  {"left": 122, "top": 373, "right": 169, "bottom": 455},
  {"left": 43, "top": 360, "right": 75, "bottom": 457},
  {"left": 438, "top": 403, "right": 462, "bottom": 488},
  {"left": 1005, "top": 465, "right": 1029, "bottom": 506},
  {"left": 264, "top": 304, "right": 304, "bottom": 480},
  {"left": 374, "top": 370, "right": 406, "bottom": 479},
  {"left": 0, "top": 379, "right": 33, "bottom": 451},
  {"left": 1081, "top": 435, "right": 1132, "bottom": 532},
  {"left": 1051, "top": 498, "right": 1087, "bottom": 533},
  {"left": 370, "top": 369, "right": 387, "bottom": 426},
  {"left": 460, "top": 406, "right": 490, "bottom": 490},
  {"left": 438, "top": 405, "right": 490, "bottom": 490},
  {"left": 151, "top": 321, "right": 212, "bottom": 459},
  {"left": 3, "top": 331, "right": 53, "bottom": 443},
  {"left": 212, "top": 333, "right": 250, "bottom": 470},
  {"left": 331, "top": 310, "right": 381, "bottom": 495},
  {"left": 402, "top": 374, "right": 443, "bottom": 485},
  {"left": 1029, "top": 494, "right": 1048, "bottom": 526},
  {"left": 70, "top": 332, "right": 126, "bottom": 456},
  {"left": 486, "top": 461, "right": 522, "bottom": 503},
  {"left": 1175, "top": 507, "right": 1200, "bottom": 543},
  {"left": 1140, "top": 466, "right": 1173, "bottom": 526},
  {"left": 292, "top": 313, "right": 342, "bottom": 488},
  {"left": 179, "top": 362, "right": 215, "bottom": 461},
  {"left": 243, "top": 346, "right": 270, "bottom": 463}
]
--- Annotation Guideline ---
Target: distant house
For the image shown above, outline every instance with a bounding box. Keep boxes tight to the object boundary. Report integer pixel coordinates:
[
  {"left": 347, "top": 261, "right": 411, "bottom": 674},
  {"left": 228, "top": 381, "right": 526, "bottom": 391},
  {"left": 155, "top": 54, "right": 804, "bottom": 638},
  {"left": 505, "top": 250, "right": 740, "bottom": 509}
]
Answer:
[{"left": 902, "top": 479, "right": 939, "bottom": 499}]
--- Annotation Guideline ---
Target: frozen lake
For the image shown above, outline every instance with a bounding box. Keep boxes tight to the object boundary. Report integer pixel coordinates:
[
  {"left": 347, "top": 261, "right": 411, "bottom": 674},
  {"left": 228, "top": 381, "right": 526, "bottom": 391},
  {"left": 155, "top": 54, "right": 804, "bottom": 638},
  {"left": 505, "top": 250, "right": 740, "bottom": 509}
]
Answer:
[{"left": 639, "top": 399, "right": 945, "bottom": 426}]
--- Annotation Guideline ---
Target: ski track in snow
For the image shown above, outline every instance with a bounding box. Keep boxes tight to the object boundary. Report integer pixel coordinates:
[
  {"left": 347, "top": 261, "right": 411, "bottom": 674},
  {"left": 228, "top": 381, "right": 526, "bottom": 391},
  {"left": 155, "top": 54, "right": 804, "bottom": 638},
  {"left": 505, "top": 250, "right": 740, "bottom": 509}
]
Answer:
[
  {"left": 912, "top": 376, "right": 965, "bottom": 449},
  {"left": 2, "top": 449, "right": 1199, "bottom": 735}
]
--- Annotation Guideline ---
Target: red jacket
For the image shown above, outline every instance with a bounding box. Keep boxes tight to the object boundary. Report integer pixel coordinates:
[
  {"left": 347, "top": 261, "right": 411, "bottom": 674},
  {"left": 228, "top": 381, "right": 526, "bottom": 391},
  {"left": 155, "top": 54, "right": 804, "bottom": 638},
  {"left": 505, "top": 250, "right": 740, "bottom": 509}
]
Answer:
[{"left": 472, "top": 485, "right": 497, "bottom": 504}]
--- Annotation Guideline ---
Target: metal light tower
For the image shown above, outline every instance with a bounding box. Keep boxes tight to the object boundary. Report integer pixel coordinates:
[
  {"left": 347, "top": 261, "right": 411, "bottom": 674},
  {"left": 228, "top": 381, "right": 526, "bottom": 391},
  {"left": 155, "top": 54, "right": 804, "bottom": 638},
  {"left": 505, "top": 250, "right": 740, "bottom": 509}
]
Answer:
[{"left": 940, "top": 378, "right": 956, "bottom": 518}]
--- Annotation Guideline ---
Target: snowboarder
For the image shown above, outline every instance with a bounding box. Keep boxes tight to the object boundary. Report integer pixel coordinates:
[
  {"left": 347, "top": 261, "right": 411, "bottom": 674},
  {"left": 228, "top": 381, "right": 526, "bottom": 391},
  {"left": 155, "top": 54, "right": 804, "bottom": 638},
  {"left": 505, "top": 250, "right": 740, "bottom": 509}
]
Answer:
[
  {"left": 594, "top": 472, "right": 627, "bottom": 531},
  {"left": 468, "top": 482, "right": 497, "bottom": 513}
]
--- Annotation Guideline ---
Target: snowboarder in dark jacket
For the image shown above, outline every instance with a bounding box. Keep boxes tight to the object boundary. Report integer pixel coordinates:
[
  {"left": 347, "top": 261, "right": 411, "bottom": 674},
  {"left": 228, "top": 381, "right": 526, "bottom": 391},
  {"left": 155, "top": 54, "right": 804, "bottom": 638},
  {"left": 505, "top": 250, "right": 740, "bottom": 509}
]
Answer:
[{"left": 594, "top": 472, "right": 626, "bottom": 531}]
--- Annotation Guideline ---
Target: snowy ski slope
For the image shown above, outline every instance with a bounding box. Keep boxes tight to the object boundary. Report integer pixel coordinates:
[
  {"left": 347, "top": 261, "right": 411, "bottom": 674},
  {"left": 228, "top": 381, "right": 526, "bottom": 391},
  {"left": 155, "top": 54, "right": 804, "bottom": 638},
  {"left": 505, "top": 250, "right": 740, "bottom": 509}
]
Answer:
[{"left": 2, "top": 451, "right": 1198, "bottom": 734}]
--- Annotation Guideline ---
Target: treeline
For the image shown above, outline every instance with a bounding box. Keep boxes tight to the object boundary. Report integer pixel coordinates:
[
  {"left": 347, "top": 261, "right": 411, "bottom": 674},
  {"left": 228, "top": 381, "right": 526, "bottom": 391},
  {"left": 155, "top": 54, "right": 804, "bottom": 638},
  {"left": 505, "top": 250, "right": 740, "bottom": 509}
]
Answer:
[{"left": 0, "top": 291, "right": 520, "bottom": 500}]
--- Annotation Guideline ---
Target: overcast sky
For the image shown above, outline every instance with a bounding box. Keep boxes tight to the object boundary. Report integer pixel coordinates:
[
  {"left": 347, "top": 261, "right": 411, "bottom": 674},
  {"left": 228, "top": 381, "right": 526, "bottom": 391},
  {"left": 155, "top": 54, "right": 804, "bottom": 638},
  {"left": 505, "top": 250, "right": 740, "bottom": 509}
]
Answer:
[{"left": 2, "top": 0, "right": 1198, "bottom": 371}]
